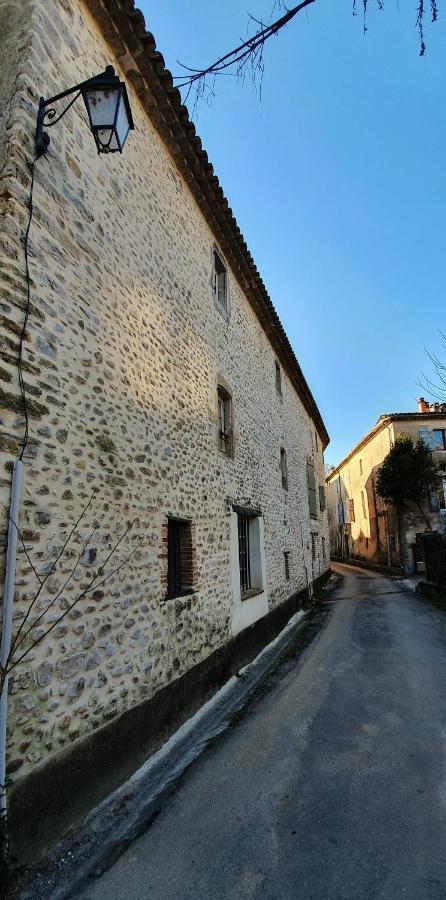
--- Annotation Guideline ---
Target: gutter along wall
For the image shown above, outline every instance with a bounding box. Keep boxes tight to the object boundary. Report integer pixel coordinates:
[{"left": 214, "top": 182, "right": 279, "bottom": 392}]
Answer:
[{"left": 0, "top": 0, "right": 329, "bottom": 860}]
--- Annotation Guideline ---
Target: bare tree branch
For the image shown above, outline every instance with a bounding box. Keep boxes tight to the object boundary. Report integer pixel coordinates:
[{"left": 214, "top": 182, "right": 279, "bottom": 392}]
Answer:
[
  {"left": 8, "top": 523, "right": 98, "bottom": 657},
  {"left": 174, "top": 0, "right": 438, "bottom": 110},
  {"left": 6, "top": 490, "right": 97, "bottom": 655},
  {"left": 2, "top": 518, "right": 141, "bottom": 681},
  {"left": 418, "top": 331, "right": 446, "bottom": 402},
  {"left": 174, "top": 0, "right": 317, "bottom": 99}
]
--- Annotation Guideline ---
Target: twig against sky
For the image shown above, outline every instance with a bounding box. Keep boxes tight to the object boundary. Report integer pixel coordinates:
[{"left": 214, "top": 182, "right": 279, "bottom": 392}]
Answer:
[{"left": 173, "top": 0, "right": 440, "bottom": 110}]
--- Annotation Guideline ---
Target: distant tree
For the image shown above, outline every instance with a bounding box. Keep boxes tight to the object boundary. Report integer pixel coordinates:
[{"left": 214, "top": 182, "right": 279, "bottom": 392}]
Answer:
[
  {"left": 174, "top": 1, "right": 440, "bottom": 106},
  {"left": 419, "top": 330, "right": 446, "bottom": 404},
  {"left": 376, "top": 434, "right": 438, "bottom": 530}
]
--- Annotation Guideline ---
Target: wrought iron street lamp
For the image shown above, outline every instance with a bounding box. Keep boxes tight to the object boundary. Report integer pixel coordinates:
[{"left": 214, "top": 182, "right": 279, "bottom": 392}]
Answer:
[{"left": 36, "top": 65, "right": 134, "bottom": 158}]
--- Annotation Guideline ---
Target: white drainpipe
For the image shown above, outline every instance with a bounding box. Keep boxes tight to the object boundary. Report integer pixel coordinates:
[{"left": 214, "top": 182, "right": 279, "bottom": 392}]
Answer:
[{"left": 0, "top": 459, "right": 23, "bottom": 822}]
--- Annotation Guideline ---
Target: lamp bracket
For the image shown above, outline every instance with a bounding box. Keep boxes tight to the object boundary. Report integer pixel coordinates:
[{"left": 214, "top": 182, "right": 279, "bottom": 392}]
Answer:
[{"left": 35, "top": 66, "right": 117, "bottom": 158}]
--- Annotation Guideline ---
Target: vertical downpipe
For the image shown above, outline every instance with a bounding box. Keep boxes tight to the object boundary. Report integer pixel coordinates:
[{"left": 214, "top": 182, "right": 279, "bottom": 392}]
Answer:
[{"left": 0, "top": 459, "right": 23, "bottom": 823}]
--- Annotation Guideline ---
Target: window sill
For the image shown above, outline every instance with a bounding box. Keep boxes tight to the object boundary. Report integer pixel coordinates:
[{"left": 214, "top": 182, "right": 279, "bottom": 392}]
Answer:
[
  {"left": 241, "top": 588, "right": 264, "bottom": 601},
  {"left": 218, "top": 448, "right": 234, "bottom": 461},
  {"left": 163, "top": 589, "right": 198, "bottom": 602},
  {"left": 214, "top": 298, "right": 230, "bottom": 322}
]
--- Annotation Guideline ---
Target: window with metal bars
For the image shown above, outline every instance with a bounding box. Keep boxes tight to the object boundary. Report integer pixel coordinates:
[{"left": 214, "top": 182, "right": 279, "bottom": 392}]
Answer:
[
  {"left": 311, "top": 532, "right": 318, "bottom": 562},
  {"left": 238, "top": 513, "right": 251, "bottom": 595},
  {"left": 284, "top": 551, "right": 291, "bottom": 580},
  {"left": 217, "top": 385, "right": 233, "bottom": 456}
]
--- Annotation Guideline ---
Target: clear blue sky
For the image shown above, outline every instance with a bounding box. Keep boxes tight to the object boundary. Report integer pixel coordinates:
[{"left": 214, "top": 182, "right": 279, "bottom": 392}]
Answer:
[{"left": 139, "top": 1, "right": 446, "bottom": 466}]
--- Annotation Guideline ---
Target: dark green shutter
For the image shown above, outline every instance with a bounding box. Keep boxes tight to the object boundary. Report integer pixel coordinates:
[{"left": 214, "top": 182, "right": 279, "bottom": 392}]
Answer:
[
  {"left": 307, "top": 457, "right": 318, "bottom": 519},
  {"left": 319, "top": 485, "right": 326, "bottom": 511}
]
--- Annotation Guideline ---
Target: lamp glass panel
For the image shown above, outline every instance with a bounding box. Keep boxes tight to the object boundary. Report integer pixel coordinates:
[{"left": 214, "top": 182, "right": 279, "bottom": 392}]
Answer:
[
  {"left": 97, "top": 128, "right": 119, "bottom": 151},
  {"left": 115, "top": 98, "right": 130, "bottom": 148},
  {"left": 84, "top": 87, "right": 120, "bottom": 128}
]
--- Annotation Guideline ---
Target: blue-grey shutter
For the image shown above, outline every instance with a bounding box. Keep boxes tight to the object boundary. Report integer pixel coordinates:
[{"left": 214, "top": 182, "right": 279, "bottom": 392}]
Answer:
[
  {"left": 319, "top": 485, "right": 326, "bottom": 511},
  {"left": 307, "top": 457, "right": 318, "bottom": 519}
]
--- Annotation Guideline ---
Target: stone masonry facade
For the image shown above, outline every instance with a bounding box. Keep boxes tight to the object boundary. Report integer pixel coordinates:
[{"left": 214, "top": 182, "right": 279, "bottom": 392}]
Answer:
[{"left": 0, "top": 0, "right": 329, "bottom": 795}]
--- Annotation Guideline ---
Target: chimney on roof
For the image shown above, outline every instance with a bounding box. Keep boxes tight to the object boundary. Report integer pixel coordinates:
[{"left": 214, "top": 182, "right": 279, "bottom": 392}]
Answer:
[{"left": 417, "top": 397, "right": 429, "bottom": 413}]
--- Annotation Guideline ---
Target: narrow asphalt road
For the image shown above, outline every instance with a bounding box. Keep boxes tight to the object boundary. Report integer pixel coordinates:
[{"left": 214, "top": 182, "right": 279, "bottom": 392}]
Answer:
[{"left": 80, "top": 564, "right": 446, "bottom": 900}]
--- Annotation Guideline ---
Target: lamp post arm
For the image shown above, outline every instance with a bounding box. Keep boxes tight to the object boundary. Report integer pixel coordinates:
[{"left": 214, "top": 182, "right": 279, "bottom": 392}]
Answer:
[{"left": 35, "top": 66, "right": 117, "bottom": 157}]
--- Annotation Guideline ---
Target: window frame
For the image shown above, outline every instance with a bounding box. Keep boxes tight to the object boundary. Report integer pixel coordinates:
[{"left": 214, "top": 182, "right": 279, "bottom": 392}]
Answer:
[
  {"left": 348, "top": 498, "right": 355, "bottom": 523},
  {"left": 361, "top": 489, "right": 367, "bottom": 519},
  {"left": 217, "top": 384, "right": 233, "bottom": 457},
  {"left": 280, "top": 447, "right": 288, "bottom": 490},
  {"left": 311, "top": 532, "right": 318, "bottom": 562},
  {"left": 275, "top": 360, "right": 283, "bottom": 398},
  {"left": 319, "top": 484, "right": 326, "bottom": 511},
  {"left": 213, "top": 249, "right": 229, "bottom": 315},
  {"left": 432, "top": 428, "right": 446, "bottom": 450},
  {"left": 307, "top": 456, "right": 318, "bottom": 520},
  {"left": 236, "top": 508, "right": 264, "bottom": 600},
  {"left": 166, "top": 517, "right": 196, "bottom": 600}
]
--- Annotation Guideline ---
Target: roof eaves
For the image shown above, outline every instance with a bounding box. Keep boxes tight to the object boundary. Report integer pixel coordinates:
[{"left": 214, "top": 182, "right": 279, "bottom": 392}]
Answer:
[{"left": 83, "top": 0, "right": 329, "bottom": 449}]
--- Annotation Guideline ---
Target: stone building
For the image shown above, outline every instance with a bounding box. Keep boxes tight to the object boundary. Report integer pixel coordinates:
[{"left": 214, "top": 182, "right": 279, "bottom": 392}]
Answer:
[
  {"left": 325, "top": 400, "right": 446, "bottom": 572},
  {"left": 0, "top": 0, "right": 329, "bottom": 861}
]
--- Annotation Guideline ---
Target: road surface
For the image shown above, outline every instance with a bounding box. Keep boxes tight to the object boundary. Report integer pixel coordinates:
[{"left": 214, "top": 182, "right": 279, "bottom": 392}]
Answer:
[{"left": 80, "top": 563, "right": 446, "bottom": 900}]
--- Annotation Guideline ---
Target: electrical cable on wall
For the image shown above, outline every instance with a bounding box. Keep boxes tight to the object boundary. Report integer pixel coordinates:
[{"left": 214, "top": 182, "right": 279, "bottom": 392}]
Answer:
[{"left": 18, "top": 156, "right": 37, "bottom": 461}]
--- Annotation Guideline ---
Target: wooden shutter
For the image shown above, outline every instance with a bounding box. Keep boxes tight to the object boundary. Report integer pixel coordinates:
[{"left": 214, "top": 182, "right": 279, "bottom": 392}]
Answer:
[
  {"left": 348, "top": 498, "right": 355, "bottom": 523},
  {"left": 319, "top": 485, "right": 326, "bottom": 511},
  {"left": 307, "top": 457, "right": 318, "bottom": 519}
]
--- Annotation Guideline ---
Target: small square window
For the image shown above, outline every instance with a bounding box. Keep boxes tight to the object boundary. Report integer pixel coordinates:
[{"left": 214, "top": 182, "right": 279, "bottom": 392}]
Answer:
[
  {"left": 275, "top": 361, "right": 282, "bottom": 397},
  {"left": 167, "top": 518, "right": 195, "bottom": 599},
  {"left": 213, "top": 251, "right": 228, "bottom": 313},
  {"left": 217, "top": 385, "right": 233, "bottom": 457}
]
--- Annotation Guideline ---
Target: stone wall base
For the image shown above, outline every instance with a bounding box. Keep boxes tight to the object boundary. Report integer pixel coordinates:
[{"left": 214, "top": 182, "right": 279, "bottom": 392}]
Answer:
[{"left": 8, "top": 570, "right": 330, "bottom": 866}]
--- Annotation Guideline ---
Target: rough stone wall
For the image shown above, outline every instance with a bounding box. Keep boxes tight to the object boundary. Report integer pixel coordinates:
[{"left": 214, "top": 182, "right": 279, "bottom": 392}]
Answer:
[{"left": 0, "top": 0, "right": 329, "bottom": 785}]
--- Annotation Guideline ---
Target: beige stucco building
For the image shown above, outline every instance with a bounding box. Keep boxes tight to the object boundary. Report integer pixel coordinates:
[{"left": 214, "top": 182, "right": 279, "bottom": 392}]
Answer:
[
  {"left": 326, "top": 400, "right": 446, "bottom": 573},
  {"left": 0, "top": 0, "right": 330, "bottom": 860}
]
